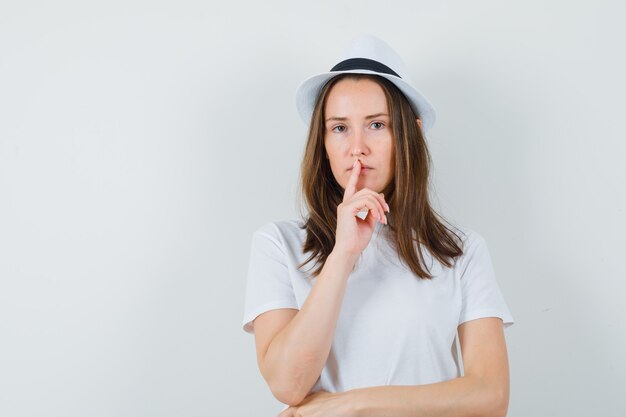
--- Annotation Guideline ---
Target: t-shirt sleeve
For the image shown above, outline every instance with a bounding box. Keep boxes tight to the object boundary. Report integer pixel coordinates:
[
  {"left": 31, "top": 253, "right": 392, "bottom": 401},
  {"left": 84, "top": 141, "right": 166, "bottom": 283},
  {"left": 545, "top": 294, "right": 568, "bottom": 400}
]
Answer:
[
  {"left": 458, "top": 232, "right": 514, "bottom": 329},
  {"left": 242, "top": 223, "right": 299, "bottom": 334}
]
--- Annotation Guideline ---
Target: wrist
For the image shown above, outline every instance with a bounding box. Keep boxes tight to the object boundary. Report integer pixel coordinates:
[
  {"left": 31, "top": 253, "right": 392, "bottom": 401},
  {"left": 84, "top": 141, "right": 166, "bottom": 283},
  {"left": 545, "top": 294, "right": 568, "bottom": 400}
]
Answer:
[
  {"left": 329, "top": 247, "right": 360, "bottom": 270},
  {"left": 344, "top": 388, "right": 365, "bottom": 417}
]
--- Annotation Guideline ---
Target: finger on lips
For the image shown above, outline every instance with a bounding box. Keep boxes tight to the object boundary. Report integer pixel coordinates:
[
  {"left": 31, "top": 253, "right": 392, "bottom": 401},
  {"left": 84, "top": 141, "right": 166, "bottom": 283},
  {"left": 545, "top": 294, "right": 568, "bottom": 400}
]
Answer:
[
  {"left": 344, "top": 160, "right": 389, "bottom": 224},
  {"left": 343, "top": 159, "right": 362, "bottom": 202}
]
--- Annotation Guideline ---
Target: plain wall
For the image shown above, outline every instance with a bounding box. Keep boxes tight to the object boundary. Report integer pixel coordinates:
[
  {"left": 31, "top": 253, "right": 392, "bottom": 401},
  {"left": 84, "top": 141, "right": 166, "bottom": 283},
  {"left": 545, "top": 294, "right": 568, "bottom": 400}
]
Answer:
[{"left": 1, "top": 1, "right": 624, "bottom": 416}]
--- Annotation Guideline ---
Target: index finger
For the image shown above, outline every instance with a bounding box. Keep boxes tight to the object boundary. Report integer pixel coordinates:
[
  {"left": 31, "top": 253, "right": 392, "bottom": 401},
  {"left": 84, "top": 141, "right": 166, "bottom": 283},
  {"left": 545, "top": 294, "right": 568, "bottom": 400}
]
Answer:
[{"left": 343, "top": 159, "right": 361, "bottom": 202}]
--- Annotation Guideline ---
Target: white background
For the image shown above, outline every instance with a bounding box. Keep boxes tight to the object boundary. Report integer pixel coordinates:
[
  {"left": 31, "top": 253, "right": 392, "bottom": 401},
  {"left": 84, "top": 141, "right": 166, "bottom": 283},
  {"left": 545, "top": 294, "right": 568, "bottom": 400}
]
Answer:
[{"left": 1, "top": 1, "right": 625, "bottom": 416}]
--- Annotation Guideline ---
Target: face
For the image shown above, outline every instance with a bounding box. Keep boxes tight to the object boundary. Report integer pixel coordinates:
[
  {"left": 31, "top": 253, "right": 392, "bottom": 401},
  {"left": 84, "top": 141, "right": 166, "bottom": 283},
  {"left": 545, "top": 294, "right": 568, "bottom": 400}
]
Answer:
[{"left": 324, "top": 78, "right": 395, "bottom": 193}]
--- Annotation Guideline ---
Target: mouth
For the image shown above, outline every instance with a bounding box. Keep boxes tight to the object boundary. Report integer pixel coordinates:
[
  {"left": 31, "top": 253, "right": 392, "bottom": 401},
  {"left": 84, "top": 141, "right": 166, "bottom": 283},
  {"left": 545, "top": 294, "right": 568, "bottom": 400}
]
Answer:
[{"left": 347, "top": 164, "right": 372, "bottom": 171}]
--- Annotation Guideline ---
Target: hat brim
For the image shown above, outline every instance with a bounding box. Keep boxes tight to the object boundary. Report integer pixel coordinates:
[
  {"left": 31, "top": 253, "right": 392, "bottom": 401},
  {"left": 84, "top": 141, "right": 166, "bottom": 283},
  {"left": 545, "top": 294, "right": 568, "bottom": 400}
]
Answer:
[{"left": 295, "top": 69, "right": 436, "bottom": 133}]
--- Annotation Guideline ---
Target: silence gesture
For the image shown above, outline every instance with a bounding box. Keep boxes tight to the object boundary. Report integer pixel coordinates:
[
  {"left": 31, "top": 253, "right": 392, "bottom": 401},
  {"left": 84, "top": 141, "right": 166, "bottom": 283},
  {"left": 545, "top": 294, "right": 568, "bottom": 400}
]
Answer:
[{"left": 333, "top": 159, "right": 390, "bottom": 259}]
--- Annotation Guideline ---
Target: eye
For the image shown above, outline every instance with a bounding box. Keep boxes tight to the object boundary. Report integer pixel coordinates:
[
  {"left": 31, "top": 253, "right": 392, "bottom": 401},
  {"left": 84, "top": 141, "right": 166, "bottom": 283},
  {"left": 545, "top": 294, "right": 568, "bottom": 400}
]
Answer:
[
  {"left": 371, "top": 122, "right": 384, "bottom": 129},
  {"left": 331, "top": 125, "right": 346, "bottom": 133}
]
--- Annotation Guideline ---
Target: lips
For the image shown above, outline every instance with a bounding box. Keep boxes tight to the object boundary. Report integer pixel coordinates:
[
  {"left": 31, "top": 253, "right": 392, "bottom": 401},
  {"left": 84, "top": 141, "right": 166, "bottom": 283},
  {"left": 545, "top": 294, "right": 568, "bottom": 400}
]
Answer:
[{"left": 347, "top": 163, "right": 372, "bottom": 170}]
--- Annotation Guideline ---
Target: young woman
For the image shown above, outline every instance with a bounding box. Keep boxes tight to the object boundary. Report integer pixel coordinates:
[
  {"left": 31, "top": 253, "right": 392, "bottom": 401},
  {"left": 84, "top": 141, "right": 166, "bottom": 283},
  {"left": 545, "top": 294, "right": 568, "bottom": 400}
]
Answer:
[{"left": 242, "top": 35, "right": 514, "bottom": 417}]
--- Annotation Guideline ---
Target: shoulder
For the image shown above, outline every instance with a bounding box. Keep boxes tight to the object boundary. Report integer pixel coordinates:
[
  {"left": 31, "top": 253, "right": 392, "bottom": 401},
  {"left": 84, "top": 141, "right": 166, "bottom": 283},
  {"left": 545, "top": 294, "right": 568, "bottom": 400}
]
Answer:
[
  {"left": 449, "top": 225, "right": 495, "bottom": 274},
  {"left": 251, "top": 218, "right": 307, "bottom": 248},
  {"left": 429, "top": 223, "right": 485, "bottom": 250},
  {"left": 454, "top": 225, "right": 487, "bottom": 249},
  {"left": 253, "top": 218, "right": 305, "bottom": 237},
  {"left": 444, "top": 224, "right": 490, "bottom": 265}
]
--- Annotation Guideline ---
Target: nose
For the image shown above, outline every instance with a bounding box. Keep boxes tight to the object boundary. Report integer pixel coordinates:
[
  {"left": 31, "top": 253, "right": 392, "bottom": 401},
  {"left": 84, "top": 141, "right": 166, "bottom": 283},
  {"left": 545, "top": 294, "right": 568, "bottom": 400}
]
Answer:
[{"left": 350, "top": 129, "right": 368, "bottom": 157}]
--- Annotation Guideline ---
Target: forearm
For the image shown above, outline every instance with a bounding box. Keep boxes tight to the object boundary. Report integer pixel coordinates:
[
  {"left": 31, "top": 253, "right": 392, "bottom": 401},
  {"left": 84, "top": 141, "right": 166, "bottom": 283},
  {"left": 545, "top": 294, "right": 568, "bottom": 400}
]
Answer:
[
  {"left": 264, "top": 249, "right": 358, "bottom": 405},
  {"left": 348, "top": 375, "right": 508, "bottom": 417}
]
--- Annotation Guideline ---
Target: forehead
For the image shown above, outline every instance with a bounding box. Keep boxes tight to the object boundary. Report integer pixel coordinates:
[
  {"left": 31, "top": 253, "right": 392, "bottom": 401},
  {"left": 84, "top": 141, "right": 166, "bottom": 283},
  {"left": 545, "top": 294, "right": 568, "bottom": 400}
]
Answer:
[{"left": 324, "top": 78, "right": 388, "bottom": 117}]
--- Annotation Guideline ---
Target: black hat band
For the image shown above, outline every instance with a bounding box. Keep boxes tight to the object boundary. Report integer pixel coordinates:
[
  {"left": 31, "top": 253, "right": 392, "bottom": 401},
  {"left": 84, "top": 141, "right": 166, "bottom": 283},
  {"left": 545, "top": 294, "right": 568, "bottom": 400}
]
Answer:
[{"left": 330, "top": 58, "right": 401, "bottom": 78}]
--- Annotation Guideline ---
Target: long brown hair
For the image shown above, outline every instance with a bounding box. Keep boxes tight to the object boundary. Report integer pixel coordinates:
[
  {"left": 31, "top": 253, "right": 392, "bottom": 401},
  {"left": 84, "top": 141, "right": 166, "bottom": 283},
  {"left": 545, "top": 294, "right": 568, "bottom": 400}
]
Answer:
[{"left": 296, "top": 73, "right": 464, "bottom": 279}]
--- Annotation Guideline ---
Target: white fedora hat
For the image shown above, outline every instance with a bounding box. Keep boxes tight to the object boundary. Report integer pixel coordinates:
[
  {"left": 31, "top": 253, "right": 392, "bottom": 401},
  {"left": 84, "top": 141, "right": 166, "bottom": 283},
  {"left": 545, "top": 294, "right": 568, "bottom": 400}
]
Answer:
[{"left": 295, "top": 34, "right": 436, "bottom": 133}]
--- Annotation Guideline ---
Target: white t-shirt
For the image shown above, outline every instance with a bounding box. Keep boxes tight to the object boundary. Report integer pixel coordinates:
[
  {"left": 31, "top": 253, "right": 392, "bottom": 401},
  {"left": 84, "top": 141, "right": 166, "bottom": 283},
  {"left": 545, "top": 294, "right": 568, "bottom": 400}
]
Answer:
[{"left": 242, "top": 218, "right": 514, "bottom": 395}]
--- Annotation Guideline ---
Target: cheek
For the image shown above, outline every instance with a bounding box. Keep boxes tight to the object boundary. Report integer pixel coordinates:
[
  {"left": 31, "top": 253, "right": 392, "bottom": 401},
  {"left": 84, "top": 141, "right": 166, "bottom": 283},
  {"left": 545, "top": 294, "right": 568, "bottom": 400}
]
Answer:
[
  {"left": 324, "top": 144, "right": 340, "bottom": 166},
  {"left": 385, "top": 147, "right": 395, "bottom": 179},
  {"left": 323, "top": 140, "right": 331, "bottom": 159}
]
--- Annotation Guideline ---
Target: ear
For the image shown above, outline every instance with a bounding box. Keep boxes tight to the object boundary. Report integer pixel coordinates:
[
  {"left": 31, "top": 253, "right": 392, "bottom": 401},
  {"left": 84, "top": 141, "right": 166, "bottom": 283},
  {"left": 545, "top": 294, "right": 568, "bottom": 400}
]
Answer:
[{"left": 416, "top": 118, "right": 423, "bottom": 129}]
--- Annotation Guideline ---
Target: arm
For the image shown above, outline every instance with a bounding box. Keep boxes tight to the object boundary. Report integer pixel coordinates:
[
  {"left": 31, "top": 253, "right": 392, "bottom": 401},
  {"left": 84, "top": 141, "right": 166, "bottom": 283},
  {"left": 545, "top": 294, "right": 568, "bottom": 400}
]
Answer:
[
  {"left": 347, "top": 317, "right": 510, "bottom": 417},
  {"left": 262, "top": 161, "right": 388, "bottom": 406},
  {"left": 261, "top": 249, "right": 358, "bottom": 406}
]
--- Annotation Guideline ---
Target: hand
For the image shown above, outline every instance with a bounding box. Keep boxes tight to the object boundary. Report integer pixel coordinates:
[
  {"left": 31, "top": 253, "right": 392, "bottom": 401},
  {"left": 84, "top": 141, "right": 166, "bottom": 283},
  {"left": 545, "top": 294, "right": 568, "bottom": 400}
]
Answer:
[
  {"left": 277, "top": 390, "right": 356, "bottom": 417},
  {"left": 334, "top": 159, "right": 390, "bottom": 258}
]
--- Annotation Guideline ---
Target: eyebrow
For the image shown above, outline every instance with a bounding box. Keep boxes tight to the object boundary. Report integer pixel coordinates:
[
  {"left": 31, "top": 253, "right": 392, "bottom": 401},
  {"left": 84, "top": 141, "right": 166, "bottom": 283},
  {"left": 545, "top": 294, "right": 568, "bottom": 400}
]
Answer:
[{"left": 325, "top": 113, "right": 389, "bottom": 123}]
